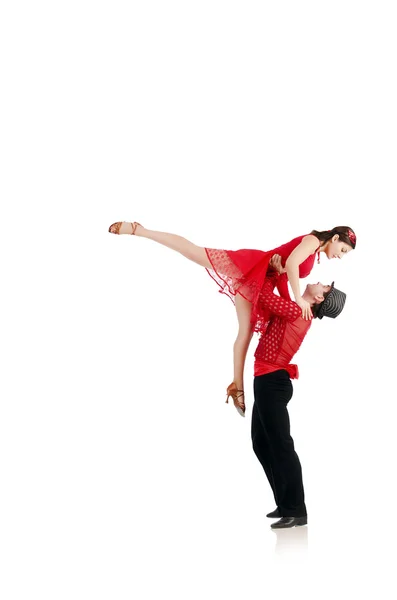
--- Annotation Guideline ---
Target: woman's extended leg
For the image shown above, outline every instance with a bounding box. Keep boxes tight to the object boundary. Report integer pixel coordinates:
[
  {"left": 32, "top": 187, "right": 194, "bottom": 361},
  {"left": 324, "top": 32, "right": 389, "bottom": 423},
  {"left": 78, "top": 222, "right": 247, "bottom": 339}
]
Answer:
[
  {"left": 110, "top": 221, "right": 254, "bottom": 415},
  {"left": 109, "top": 222, "right": 212, "bottom": 269},
  {"left": 130, "top": 223, "right": 254, "bottom": 387}
]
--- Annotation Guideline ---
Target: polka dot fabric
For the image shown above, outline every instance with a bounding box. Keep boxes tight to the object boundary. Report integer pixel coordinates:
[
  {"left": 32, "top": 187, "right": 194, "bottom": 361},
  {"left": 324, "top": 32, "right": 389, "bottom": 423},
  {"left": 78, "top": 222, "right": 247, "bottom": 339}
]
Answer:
[
  {"left": 205, "top": 234, "right": 319, "bottom": 335},
  {"left": 254, "top": 278, "right": 312, "bottom": 379}
]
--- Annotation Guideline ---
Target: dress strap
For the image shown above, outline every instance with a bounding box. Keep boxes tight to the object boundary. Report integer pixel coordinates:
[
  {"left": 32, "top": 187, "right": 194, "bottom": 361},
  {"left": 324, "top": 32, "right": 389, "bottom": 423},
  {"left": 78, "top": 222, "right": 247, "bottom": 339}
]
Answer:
[{"left": 316, "top": 245, "right": 321, "bottom": 264}]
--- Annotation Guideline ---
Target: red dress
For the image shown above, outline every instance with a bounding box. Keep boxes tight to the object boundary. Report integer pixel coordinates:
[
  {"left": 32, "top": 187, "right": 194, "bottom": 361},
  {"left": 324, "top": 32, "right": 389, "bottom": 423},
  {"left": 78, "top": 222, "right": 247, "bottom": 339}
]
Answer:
[{"left": 204, "top": 234, "right": 320, "bottom": 334}]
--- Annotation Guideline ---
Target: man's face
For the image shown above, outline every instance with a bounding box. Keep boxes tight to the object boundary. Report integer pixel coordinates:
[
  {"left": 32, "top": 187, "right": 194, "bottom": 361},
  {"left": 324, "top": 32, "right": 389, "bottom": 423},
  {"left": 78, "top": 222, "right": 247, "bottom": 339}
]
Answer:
[{"left": 306, "top": 282, "right": 332, "bottom": 303}]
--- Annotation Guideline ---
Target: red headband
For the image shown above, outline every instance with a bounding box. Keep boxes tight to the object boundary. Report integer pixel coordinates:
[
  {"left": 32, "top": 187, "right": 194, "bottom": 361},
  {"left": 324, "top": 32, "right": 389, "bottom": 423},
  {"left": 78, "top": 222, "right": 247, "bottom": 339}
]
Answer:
[{"left": 348, "top": 229, "right": 356, "bottom": 245}]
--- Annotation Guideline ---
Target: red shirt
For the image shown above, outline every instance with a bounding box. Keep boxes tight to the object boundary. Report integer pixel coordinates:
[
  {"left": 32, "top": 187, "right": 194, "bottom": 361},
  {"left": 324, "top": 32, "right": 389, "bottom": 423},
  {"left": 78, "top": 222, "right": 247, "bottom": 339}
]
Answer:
[{"left": 254, "top": 276, "right": 312, "bottom": 379}]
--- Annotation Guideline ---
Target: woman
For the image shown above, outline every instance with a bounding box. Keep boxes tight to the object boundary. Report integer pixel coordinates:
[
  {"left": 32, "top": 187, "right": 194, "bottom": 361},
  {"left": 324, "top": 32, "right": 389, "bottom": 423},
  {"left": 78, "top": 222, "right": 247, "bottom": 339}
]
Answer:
[{"left": 108, "top": 221, "right": 356, "bottom": 415}]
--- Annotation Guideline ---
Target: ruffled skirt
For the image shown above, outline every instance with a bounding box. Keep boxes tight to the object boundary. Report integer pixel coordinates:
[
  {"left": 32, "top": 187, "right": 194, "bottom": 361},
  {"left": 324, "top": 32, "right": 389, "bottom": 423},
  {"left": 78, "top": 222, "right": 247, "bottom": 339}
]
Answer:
[{"left": 205, "top": 247, "right": 276, "bottom": 334}]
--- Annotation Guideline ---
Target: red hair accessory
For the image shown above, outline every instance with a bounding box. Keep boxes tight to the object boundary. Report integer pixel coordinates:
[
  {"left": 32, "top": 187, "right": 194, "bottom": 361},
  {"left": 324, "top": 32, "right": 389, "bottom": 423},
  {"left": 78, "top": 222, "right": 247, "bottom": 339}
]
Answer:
[{"left": 348, "top": 229, "right": 356, "bottom": 245}]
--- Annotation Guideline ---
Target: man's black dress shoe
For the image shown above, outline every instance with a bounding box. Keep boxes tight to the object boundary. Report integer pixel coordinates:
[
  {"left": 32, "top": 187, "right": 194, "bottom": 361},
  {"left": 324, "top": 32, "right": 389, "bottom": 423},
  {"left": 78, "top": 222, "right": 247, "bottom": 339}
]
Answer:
[
  {"left": 266, "top": 508, "right": 281, "bottom": 518},
  {"left": 271, "top": 516, "right": 307, "bottom": 529}
]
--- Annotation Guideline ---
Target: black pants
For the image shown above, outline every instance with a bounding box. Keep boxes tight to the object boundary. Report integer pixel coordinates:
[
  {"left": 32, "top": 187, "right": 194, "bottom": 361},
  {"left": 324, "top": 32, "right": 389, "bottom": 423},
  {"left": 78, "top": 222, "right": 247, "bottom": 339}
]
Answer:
[{"left": 252, "top": 370, "right": 307, "bottom": 518}]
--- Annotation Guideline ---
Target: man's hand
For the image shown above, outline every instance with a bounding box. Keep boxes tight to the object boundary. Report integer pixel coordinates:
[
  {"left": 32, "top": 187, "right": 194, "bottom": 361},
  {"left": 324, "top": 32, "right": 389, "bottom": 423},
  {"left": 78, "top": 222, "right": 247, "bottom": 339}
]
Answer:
[
  {"left": 269, "top": 254, "right": 287, "bottom": 275},
  {"left": 296, "top": 296, "right": 313, "bottom": 320}
]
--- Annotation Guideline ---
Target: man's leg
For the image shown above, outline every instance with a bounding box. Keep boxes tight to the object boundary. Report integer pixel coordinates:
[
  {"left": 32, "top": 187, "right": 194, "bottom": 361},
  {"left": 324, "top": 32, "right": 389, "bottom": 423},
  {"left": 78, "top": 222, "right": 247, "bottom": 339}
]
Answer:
[
  {"left": 251, "top": 400, "right": 279, "bottom": 505},
  {"left": 254, "top": 371, "right": 307, "bottom": 518}
]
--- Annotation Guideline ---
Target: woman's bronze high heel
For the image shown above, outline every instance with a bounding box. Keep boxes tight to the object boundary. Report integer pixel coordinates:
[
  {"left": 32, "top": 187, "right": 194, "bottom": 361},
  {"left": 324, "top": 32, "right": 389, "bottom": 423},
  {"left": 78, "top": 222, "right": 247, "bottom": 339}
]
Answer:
[
  {"left": 226, "top": 382, "right": 245, "bottom": 417},
  {"left": 108, "top": 221, "right": 141, "bottom": 235}
]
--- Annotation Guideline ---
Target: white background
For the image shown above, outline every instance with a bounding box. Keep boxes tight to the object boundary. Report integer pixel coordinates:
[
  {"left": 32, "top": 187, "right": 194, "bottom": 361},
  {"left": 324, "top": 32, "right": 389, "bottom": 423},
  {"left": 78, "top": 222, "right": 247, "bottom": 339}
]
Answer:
[{"left": 1, "top": 1, "right": 396, "bottom": 598}]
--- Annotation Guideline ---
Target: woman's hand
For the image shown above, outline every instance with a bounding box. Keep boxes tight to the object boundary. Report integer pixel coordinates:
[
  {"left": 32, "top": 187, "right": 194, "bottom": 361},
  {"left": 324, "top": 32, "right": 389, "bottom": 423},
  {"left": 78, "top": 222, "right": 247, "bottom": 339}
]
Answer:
[
  {"left": 270, "top": 254, "right": 287, "bottom": 274},
  {"left": 296, "top": 296, "right": 313, "bottom": 320}
]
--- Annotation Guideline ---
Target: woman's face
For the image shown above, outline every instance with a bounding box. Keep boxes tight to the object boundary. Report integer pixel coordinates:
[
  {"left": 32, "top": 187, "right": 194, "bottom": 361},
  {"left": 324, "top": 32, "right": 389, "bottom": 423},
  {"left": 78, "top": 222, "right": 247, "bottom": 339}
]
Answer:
[{"left": 325, "top": 235, "right": 353, "bottom": 259}]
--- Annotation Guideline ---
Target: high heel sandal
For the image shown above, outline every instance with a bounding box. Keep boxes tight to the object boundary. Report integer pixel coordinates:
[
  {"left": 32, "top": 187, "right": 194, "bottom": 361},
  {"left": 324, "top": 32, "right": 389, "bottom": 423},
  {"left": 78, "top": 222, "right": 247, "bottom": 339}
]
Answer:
[
  {"left": 108, "top": 221, "right": 141, "bottom": 235},
  {"left": 226, "top": 382, "right": 246, "bottom": 417}
]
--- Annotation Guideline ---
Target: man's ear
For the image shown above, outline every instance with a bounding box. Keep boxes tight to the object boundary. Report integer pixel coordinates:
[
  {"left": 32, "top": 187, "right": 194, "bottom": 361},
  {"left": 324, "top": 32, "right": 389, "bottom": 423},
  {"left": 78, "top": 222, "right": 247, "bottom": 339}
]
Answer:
[{"left": 313, "top": 294, "right": 324, "bottom": 305}]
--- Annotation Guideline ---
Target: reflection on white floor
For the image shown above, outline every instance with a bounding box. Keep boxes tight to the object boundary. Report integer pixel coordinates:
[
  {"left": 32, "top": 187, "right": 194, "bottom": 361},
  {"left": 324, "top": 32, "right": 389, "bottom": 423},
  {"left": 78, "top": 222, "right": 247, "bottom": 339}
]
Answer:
[{"left": 272, "top": 525, "right": 308, "bottom": 557}]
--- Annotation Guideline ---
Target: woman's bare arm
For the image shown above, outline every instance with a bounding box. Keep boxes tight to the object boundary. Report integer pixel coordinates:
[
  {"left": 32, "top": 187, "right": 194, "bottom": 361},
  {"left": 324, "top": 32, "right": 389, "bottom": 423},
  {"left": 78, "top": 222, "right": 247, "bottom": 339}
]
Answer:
[{"left": 285, "top": 235, "right": 319, "bottom": 319}]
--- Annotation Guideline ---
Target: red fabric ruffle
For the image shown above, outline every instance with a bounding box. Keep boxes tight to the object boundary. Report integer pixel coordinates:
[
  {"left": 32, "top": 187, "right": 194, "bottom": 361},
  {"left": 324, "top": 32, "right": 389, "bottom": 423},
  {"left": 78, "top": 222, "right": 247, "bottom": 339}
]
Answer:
[
  {"left": 205, "top": 248, "right": 278, "bottom": 334},
  {"left": 204, "top": 234, "right": 318, "bottom": 335}
]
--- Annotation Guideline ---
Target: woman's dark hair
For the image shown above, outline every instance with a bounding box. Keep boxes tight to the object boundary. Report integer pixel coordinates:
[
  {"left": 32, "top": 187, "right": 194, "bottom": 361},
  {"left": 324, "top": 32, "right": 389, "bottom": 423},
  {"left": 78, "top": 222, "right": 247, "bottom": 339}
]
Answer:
[{"left": 310, "top": 226, "right": 356, "bottom": 249}]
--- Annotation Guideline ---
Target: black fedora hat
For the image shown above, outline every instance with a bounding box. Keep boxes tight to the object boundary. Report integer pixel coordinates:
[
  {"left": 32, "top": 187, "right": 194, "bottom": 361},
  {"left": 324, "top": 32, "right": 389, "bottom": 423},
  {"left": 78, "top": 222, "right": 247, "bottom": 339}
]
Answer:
[{"left": 317, "top": 282, "right": 347, "bottom": 319}]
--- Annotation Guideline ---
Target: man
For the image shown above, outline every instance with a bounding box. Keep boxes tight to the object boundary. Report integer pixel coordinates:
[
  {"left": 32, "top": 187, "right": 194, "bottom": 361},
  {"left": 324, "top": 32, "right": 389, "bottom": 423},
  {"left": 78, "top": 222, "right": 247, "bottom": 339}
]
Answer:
[{"left": 251, "top": 255, "right": 347, "bottom": 529}]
